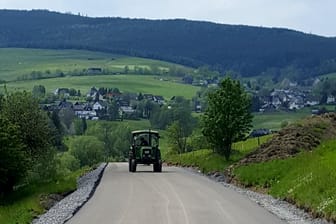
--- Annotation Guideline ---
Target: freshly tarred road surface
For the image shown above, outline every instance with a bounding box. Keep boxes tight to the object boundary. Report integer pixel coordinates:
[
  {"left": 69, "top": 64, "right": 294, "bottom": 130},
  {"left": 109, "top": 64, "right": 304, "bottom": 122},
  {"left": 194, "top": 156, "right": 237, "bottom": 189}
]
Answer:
[{"left": 67, "top": 163, "right": 285, "bottom": 224}]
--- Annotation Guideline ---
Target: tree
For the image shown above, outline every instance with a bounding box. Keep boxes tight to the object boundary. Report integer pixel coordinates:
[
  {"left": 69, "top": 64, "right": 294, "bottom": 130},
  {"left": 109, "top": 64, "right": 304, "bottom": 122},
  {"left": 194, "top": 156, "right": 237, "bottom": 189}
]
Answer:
[
  {"left": 124, "top": 65, "right": 129, "bottom": 74},
  {"left": 48, "top": 110, "right": 68, "bottom": 151},
  {"left": 107, "top": 99, "right": 119, "bottom": 120},
  {"left": 2, "top": 92, "right": 53, "bottom": 162},
  {"left": 69, "top": 136, "right": 104, "bottom": 167},
  {"left": 58, "top": 107, "right": 75, "bottom": 131},
  {"left": 69, "top": 88, "right": 77, "bottom": 96},
  {"left": 0, "top": 115, "right": 28, "bottom": 194},
  {"left": 1, "top": 92, "right": 56, "bottom": 190},
  {"left": 32, "top": 85, "right": 46, "bottom": 98},
  {"left": 74, "top": 118, "right": 87, "bottom": 135},
  {"left": 201, "top": 77, "right": 253, "bottom": 160},
  {"left": 167, "top": 121, "right": 188, "bottom": 154}
]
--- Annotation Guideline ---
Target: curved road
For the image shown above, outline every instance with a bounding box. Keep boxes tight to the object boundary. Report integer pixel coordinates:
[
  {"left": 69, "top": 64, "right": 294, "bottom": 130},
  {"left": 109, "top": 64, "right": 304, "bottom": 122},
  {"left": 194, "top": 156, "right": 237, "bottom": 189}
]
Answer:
[{"left": 67, "top": 163, "right": 285, "bottom": 224}]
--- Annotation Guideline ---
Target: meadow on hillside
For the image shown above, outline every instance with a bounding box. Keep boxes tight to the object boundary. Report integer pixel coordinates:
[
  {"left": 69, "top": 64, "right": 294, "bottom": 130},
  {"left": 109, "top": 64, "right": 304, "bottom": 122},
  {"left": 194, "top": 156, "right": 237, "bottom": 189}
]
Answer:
[
  {"left": 4, "top": 75, "right": 200, "bottom": 100},
  {"left": 0, "top": 48, "right": 199, "bottom": 99},
  {"left": 0, "top": 48, "right": 188, "bottom": 81}
]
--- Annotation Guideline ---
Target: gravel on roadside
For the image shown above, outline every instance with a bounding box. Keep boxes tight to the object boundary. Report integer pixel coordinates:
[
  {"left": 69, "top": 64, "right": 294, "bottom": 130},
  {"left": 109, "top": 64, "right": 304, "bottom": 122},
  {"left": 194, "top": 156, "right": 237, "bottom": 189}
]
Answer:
[
  {"left": 192, "top": 168, "right": 332, "bottom": 224},
  {"left": 32, "top": 163, "right": 107, "bottom": 224}
]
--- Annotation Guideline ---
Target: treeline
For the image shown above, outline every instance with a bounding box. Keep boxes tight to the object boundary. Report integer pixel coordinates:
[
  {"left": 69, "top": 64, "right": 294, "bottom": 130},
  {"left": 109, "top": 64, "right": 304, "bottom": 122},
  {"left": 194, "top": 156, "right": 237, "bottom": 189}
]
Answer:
[
  {"left": 15, "top": 65, "right": 191, "bottom": 82},
  {"left": 1, "top": 10, "right": 336, "bottom": 79}
]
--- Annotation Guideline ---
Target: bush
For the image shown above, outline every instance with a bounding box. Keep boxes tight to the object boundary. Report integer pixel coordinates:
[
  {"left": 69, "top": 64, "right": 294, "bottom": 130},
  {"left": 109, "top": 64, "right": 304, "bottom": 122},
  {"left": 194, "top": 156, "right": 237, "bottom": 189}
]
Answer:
[
  {"left": 68, "top": 136, "right": 104, "bottom": 167},
  {"left": 59, "top": 152, "right": 80, "bottom": 172},
  {"left": 281, "top": 120, "right": 289, "bottom": 128}
]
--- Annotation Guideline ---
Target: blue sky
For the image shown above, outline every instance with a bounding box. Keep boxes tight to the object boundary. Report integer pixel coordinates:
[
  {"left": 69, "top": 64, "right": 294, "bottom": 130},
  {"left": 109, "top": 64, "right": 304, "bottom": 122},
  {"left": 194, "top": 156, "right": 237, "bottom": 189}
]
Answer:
[{"left": 0, "top": 0, "right": 335, "bottom": 37}]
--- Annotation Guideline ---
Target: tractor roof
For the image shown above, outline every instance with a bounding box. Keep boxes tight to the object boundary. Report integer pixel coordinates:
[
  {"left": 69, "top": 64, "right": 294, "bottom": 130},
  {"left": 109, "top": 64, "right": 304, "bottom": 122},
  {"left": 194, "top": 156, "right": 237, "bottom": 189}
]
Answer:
[{"left": 131, "top": 129, "right": 159, "bottom": 135}]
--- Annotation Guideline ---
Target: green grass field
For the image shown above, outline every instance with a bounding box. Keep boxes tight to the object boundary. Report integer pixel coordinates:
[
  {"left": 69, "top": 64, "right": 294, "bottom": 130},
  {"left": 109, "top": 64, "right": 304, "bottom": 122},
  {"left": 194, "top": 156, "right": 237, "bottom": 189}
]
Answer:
[
  {"left": 164, "top": 135, "right": 272, "bottom": 173},
  {"left": 234, "top": 139, "right": 336, "bottom": 221},
  {"left": 253, "top": 105, "right": 336, "bottom": 130},
  {"left": 3, "top": 74, "right": 200, "bottom": 100},
  {"left": 0, "top": 167, "right": 90, "bottom": 224},
  {"left": 252, "top": 110, "right": 311, "bottom": 130},
  {"left": 0, "top": 48, "right": 188, "bottom": 81},
  {"left": 0, "top": 48, "right": 200, "bottom": 99}
]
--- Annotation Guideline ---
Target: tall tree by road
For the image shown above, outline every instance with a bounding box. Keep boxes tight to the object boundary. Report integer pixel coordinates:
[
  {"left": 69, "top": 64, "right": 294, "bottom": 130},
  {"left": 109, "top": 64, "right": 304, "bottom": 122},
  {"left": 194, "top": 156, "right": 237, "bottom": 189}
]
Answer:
[
  {"left": 201, "top": 77, "right": 253, "bottom": 160},
  {"left": 0, "top": 92, "right": 55, "bottom": 193}
]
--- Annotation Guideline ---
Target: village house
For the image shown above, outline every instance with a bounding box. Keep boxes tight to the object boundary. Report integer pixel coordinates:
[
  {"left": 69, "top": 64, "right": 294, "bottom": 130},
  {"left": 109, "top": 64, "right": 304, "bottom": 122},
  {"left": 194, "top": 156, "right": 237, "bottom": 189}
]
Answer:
[
  {"left": 93, "top": 101, "right": 107, "bottom": 111},
  {"left": 54, "top": 88, "right": 70, "bottom": 97},
  {"left": 153, "top": 96, "right": 165, "bottom": 105},
  {"left": 289, "top": 100, "right": 304, "bottom": 110},
  {"left": 305, "top": 96, "right": 320, "bottom": 106},
  {"left": 58, "top": 99, "right": 73, "bottom": 110},
  {"left": 73, "top": 102, "right": 98, "bottom": 120},
  {"left": 143, "top": 94, "right": 154, "bottom": 101},
  {"left": 87, "top": 67, "right": 103, "bottom": 74},
  {"left": 86, "top": 87, "right": 98, "bottom": 98},
  {"left": 327, "top": 95, "right": 336, "bottom": 104}
]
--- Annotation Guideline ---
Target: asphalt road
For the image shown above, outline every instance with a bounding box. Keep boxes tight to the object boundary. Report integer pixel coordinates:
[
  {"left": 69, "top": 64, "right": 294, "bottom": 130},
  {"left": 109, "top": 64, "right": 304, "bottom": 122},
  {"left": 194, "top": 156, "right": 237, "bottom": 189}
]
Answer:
[{"left": 67, "top": 163, "right": 285, "bottom": 224}]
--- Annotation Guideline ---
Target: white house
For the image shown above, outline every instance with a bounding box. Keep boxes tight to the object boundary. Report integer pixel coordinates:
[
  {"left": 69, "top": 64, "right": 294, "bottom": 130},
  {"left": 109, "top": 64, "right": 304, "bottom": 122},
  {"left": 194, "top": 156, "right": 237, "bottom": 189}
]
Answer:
[
  {"left": 93, "top": 101, "right": 106, "bottom": 110},
  {"left": 75, "top": 110, "right": 97, "bottom": 120},
  {"left": 153, "top": 96, "right": 165, "bottom": 105},
  {"left": 327, "top": 95, "right": 335, "bottom": 104}
]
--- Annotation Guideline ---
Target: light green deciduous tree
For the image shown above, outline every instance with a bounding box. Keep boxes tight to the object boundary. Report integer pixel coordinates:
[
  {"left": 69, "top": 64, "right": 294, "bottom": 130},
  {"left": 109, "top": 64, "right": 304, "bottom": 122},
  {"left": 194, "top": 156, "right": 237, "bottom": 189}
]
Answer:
[{"left": 201, "top": 77, "right": 253, "bottom": 160}]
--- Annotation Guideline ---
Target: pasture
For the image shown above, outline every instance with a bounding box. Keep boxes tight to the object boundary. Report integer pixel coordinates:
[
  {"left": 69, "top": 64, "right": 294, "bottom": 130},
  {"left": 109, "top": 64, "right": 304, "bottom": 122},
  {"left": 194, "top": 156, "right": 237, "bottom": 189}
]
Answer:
[
  {"left": 4, "top": 75, "right": 200, "bottom": 100},
  {"left": 0, "top": 48, "right": 188, "bottom": 81}
]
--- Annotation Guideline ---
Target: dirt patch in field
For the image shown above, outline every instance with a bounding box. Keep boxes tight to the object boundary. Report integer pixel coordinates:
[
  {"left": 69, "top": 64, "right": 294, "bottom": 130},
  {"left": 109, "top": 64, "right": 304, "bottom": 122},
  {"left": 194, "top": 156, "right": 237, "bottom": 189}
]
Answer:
[{"left": 238, "top": 112, "right": 336, "bottom": 165}]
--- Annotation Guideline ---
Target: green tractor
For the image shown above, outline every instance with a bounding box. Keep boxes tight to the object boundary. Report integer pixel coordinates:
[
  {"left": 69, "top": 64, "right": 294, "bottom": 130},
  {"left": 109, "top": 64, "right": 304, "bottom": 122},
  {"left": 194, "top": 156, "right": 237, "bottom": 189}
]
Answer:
[{"left": 129, "top": 130, "right": 162, "bottom": 172}]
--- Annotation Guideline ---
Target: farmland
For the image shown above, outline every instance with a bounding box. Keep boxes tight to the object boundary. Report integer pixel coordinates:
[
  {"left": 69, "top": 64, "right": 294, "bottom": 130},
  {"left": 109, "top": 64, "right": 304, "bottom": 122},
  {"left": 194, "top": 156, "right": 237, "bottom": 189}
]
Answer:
[
  {"left": 0, "top": 48, "right": 188, "bottom": 81},
  {"left": 4, "top": 75, "right": 200, "bottom": 100},
  {"left": 0, "top": 48, "right": 199, "bottom": 99}
]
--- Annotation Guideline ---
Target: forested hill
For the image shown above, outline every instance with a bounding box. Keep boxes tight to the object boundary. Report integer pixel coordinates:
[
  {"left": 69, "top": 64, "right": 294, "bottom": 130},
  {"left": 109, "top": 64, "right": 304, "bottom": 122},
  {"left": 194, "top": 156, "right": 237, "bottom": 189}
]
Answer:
[{"left": 1, "top": 9, "right": 336, "bottom": 78}]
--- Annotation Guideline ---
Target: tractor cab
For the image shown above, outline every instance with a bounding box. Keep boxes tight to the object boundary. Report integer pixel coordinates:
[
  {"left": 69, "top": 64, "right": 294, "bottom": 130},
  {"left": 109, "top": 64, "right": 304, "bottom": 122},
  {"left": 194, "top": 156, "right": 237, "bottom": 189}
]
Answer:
[{"left": 129, "top": 130, "right": 162, "bottom": 172}]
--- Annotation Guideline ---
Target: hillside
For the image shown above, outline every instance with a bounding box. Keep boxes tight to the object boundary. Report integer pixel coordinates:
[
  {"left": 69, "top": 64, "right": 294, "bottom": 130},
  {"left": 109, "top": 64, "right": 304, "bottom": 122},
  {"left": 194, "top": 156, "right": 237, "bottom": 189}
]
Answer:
[
  {"left": 1, "top": 10, "right": 336, "bottom": 78},
  {"left": 0, "top": 48, "right": 199, "bottom": 99},
  {"left": 240, "top": 113, "right": 336, "bottom": 164},
  {"left": 231, "top": 113, "right": 336, "bottom": 221}
]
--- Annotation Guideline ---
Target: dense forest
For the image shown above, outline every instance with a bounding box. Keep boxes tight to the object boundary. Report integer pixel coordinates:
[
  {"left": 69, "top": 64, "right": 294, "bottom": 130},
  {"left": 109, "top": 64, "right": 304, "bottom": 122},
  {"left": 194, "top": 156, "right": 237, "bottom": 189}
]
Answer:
[{"left": 1, "top": 9, "right": 336, "bottom": 78}]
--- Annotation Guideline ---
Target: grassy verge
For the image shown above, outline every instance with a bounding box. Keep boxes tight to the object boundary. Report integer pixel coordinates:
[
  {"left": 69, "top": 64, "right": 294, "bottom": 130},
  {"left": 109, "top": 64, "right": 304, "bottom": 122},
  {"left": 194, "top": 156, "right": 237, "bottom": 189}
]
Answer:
[
  {"left": 234, "top": 140, "right": 336, "bottom": 221},
  {"left": 0, "top": 167, "right": 90, "bottom": 224},
  {"left": 164, "top": 135, "right": 272, "bottom": 173}
]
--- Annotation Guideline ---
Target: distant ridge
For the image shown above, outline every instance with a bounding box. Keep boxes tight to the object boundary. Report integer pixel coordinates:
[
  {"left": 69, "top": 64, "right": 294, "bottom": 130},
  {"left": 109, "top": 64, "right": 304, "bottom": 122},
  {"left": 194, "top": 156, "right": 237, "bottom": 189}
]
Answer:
[{"left": 1, "top": 9, "right": 336, "bottom": 78}]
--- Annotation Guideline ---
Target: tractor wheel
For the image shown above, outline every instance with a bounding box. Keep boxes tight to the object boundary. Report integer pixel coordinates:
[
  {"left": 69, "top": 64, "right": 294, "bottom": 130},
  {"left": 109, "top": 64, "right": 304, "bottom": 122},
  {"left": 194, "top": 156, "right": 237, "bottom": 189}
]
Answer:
[
  {"left": 158, "top": 160, "right": 162, "bottom": 172},
  {"left": 153, "top": 163, "right": 158, "bottom": 172},
  {"left": 153, "top": 160, "right": 162, "bottom": 172},
  {"left": 128, "top": 159, "right": 132, "bottom": 172},
  {"left": 131, "top": 159, "right": 137, "bottom": 172}
]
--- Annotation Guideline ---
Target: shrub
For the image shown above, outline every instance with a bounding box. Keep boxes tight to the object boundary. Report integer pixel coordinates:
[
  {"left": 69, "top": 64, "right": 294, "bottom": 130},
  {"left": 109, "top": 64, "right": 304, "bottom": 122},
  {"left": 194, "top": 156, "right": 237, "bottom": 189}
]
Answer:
[{"left": 68, "top": 136, "right": 104, "bottom": 167}]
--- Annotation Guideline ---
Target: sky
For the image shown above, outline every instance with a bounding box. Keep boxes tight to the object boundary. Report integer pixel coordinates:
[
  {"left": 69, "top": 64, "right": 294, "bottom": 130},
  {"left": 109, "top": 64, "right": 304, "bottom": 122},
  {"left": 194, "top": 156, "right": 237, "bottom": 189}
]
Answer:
[{"left": 0, "top": 0, "right": 335, "bottom": 37}]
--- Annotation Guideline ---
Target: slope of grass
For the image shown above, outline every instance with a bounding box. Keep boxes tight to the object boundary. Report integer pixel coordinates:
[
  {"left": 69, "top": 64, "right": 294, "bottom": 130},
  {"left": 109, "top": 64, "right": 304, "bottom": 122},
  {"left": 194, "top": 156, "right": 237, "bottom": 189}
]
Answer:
[
  {"left": 253, "top": 106, "right": 336, "bottom": 131},
  {"left": 0, "top": 48, "right": 188, "bottom": 81},
  {"left": 164, "top": 135, "right": 272, "bottom": 173},
  {"left": 319, "top": 72, "right": 336, "bottom": 80},
  {"left": 4, "top": 74, "right": 200, "bottom": 99},
  {"left": 0, "top": 167, "right": 89, "bottom": 224},
  {"left": 234, "top": 140, "right": 336, "bottom": 221},
  {"left": 252, "top": 110, "right": 311, "bottom": 130}
]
